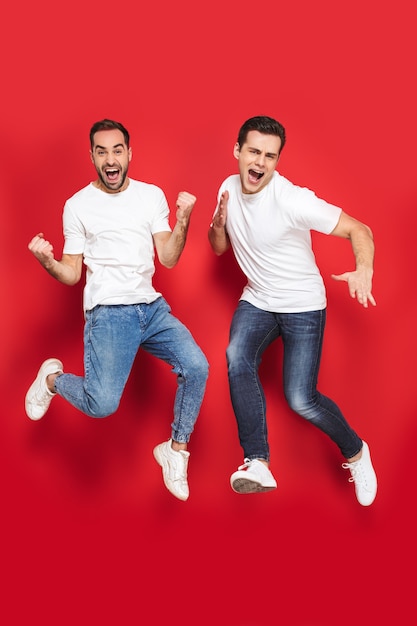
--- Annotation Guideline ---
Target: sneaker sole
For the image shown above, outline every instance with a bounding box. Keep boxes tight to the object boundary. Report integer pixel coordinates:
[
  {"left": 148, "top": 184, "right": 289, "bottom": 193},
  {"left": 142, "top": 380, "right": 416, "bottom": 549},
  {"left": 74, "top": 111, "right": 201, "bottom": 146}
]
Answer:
[{"left": 232, "top": 477, "right": 277, "bottom": 494}]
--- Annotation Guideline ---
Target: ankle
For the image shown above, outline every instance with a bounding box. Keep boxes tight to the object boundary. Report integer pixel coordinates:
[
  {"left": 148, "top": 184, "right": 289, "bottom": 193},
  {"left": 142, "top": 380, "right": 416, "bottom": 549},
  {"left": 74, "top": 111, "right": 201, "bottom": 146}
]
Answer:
[
  {"left": 171, "top": 440, "right": 187, "bottom": 452},
  {"left": 347, "top": 450, "right": 363, "bottom": 463},
  {"left": 46, "top": 373, "right": 59, "bottom": 393}
]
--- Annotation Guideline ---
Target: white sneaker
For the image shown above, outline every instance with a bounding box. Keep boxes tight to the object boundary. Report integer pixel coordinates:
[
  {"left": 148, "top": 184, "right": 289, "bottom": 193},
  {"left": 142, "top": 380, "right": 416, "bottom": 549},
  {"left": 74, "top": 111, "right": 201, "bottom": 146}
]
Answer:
[
  {"left": 153, "top": 439, "right": 190, "bottom": 501},
  {"left": 342, "top": 441, "right": 377, "bottom": 506},
  {"left": 25, "top": 358, "right": 63, "bottom": 421},
  {"left": 230, "top": 458, "right": 277, "bottom": 494}
]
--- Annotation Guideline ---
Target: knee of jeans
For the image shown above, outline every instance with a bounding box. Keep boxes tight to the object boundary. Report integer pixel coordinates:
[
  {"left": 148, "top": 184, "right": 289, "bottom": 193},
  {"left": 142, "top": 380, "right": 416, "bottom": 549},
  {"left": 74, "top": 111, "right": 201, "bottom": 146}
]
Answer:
[
  {"left": 183, "top": 353, "right": 209, "bottom": 384},
  {"left": 226, "top": 346, "right": 251, "bottom": 377},
  {"left": 86, "top": 394, "right": 120, "bottom": 418},
  {"left": 285, "top": 389, "right": 312, "bottom": 416},
  {"left": 226, "top": 343, "right": 236, "bottom": 365},
  {"left": 173, "top": 349, "right": 208, "bottom": 386}
]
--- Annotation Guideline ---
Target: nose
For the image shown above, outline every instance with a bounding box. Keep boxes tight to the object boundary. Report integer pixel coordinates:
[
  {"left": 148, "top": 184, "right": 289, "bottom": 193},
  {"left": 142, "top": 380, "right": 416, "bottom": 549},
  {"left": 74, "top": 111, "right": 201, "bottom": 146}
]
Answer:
[{"left": 255, "top": 153, "right": 266, "bottom": 167}]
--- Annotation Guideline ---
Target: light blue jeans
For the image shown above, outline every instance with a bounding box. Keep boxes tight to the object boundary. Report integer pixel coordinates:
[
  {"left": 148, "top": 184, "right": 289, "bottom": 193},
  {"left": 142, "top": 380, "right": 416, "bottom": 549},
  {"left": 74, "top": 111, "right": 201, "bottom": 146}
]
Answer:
[
  {"left": 55, "top": 298, "right": 209, "bottom": 443},
  {"left": 226, "top": 301, "right": 362, "bottom": 461}
]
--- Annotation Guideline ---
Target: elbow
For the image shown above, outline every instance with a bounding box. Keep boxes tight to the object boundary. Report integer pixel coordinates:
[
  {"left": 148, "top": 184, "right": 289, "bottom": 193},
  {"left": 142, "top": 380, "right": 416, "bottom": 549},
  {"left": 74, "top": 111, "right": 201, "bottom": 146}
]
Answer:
[
  {"left": 160, "top": 257, "right": 177, "bottom": 269},
  {"left": 209, "top": 242, "right": 228, "bottom": 256},
  {"left": 62, "top": 275, "right": 81, "bottom": 287},
  {"left": 357, "top": 223, "right": 374, "bottom": 246},
  {"left": 64, "top": 269, "right": 83, "bottom": 286},
  {"left": 347, "top": 222, "right": 374, "bottom": 243},
  {"left": 365, "top": 224, "right": 374, "bottom": 240},
  {"left": 211, "top": 241, "right": 229, "bottom": 256}
]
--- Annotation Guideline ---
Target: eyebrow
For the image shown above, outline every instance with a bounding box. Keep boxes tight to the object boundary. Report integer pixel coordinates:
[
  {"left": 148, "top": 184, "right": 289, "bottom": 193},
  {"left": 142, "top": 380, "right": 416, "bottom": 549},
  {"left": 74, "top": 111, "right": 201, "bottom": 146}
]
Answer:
[
  {"left": 248, "top": 146, "right": 279, "bottom": 158},
  {"left": 94, "top": 143, "right": 125, "bottom": 151}
]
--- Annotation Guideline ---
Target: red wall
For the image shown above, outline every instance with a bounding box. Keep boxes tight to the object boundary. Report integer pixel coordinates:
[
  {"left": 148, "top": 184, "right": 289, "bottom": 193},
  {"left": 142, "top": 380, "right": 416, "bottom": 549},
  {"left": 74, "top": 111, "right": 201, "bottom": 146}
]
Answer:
[{"left": 2, "top": 1, "right": 415, "bottom": 624}]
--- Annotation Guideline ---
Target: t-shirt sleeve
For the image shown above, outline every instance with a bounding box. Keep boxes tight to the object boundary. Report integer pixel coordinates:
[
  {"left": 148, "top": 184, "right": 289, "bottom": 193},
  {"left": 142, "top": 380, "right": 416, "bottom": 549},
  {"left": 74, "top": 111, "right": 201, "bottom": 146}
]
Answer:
[
  {"left": 285, "top": 185, "right": 342, "bottom": 234},
  {"left": 62, "top": 199, "right": 86, "bottom": 254}
]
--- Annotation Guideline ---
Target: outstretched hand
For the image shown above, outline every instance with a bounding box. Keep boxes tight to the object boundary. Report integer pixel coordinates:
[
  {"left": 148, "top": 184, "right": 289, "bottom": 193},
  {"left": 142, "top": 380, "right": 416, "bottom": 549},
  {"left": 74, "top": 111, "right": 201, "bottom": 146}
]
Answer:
[
  {"left": 211, "top": 190, "right": 229, "bottom": 228},
  {"left": 331, "top": 268, "right": 376, "bottom": 308}
]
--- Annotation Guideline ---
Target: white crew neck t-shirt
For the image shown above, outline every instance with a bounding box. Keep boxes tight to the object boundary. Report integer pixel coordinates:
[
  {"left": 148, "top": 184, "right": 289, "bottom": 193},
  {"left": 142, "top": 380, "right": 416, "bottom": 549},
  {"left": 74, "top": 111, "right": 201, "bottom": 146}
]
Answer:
[
  {"left": 63, "top": 179, "right": 171, "bottom": 312},
  {"left": 216, "top": 171, "right": 342, "bottom": 313}
]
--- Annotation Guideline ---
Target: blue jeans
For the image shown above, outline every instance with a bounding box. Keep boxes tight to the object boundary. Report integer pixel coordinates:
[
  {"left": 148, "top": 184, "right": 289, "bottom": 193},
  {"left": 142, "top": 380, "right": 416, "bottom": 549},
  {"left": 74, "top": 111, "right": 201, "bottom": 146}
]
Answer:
[
  {"left": 226, "top": 301, "right": 362, "bottom": 461},
  {"left": 55, "top": 298, "right": 209, "bottom": 443}
]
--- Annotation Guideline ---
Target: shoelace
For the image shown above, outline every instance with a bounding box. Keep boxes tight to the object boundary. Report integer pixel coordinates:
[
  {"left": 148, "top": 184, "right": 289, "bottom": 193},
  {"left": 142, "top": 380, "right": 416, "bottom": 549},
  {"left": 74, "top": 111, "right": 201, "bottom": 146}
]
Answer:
[
  {"left": 342, "top": 460, "right": 371, "bottom": 489},
  {"left": 237, "top": 458, "right": 252, "bottom": 471}
]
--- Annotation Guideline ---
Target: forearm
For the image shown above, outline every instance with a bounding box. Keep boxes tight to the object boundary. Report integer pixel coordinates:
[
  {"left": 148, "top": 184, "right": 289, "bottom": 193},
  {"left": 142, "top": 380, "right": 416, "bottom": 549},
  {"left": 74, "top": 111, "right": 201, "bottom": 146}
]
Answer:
[
  {"left": 29, "top": 234, "right": 82, "bottom": 286},
  {"left": 350, "top": 223, "right": 375, "bottom": 272},
  {"left": 40, "top": 257, "right": 81, "bottom": 285},
  {"left": 208, "top": 223, "right": 230, "bottom": 255},
  {"left": 159, "top": 220, "right": 190, "bottom": 268},
  {"left": 330, "top": 213, "right": 376, "bottom": 307}
]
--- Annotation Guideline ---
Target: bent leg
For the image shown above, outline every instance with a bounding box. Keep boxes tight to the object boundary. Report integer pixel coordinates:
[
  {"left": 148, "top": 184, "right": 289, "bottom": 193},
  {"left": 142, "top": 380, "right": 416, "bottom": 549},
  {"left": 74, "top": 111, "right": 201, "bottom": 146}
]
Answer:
[
  {"left": 141, "top": 298, "right": 208, "bottom": 443},
  {"left": 55, "top": 305, "right": 140, "bottom": 417}
]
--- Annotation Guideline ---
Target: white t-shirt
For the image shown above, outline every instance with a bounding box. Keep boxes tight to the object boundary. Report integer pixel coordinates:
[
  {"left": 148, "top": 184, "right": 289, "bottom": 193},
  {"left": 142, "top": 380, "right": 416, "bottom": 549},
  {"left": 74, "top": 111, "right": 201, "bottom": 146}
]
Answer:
[
  {"left": 63, "top": 179, "right": 171, "bottom": 312},
  {"left": 216, "top": 172, "right": 342, "bottom": 313}
]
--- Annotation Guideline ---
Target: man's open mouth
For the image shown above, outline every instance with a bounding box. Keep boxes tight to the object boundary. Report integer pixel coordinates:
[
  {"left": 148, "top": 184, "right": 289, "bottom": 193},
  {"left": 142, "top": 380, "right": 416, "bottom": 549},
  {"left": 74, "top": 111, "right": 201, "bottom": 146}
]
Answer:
[
  {"left": 105, "top": 168, "right": 120, "bottom": 182},
  {"left": 248, "top": 169, "right": 264, "bottom": 184}
]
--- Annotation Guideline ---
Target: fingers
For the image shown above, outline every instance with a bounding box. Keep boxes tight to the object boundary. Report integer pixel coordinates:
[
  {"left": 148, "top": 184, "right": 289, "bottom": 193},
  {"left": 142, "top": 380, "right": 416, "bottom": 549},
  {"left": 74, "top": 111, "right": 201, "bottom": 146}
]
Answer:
[
  {"left": 28, "top": 233, "right": 54, "bottom": 258},
  {"left": 176, "top": 191, "right": 197, "bottom": 211},
  {"left": 212, "top": 191, "right": 229, "bottom": 228},
  {"left": 331, "top": 272, "right": 376, "bottom": 307},
  {"left": 347, "top": 285, "right": 376, "bottom": 308},
  {"left": 219, "top": 190, "right": 229, "bottom": 212},
  {"left": 355, "top": 290, "right": 377, "bottom": 308},
  {"left": 28, "top": 233, "right": 45, "bottom": 250}
]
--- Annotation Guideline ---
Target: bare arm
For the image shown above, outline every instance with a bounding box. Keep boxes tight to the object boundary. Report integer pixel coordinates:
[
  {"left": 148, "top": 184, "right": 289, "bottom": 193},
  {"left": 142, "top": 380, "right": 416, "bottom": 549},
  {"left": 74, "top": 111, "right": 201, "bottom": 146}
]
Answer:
[
  {"left": 330, "top": 211, "right": 376, "bottom": 308},
  {"left": 153, "top": 191, "right": 196, "bottom": 269},
  {"left": 28, "top": 232, "right": 83, "bottom": 286},
  {"left": 208, "top": 190, "right": 231, "bottom": 255}
]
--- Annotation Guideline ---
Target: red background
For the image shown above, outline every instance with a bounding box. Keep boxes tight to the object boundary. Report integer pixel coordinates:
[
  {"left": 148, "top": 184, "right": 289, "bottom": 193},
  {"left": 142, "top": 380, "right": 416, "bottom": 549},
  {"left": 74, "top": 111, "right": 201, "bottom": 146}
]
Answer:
[{"left": 2, "top": 1, "right": 415, "bottom": 624}]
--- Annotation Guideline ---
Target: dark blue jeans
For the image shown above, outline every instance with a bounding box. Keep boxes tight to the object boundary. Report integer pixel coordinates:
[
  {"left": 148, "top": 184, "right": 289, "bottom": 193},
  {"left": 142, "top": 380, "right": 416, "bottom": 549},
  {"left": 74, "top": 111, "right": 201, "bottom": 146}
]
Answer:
[{"left": 226, "top": 301, "right": 362, "bottom": 461}]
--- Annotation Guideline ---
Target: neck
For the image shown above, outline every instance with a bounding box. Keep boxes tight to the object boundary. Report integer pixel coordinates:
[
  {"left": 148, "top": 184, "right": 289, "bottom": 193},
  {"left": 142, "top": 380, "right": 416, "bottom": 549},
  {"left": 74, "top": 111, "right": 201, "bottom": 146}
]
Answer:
[{"left": 93, "top": 177, "right": 129, "bottom": 194}]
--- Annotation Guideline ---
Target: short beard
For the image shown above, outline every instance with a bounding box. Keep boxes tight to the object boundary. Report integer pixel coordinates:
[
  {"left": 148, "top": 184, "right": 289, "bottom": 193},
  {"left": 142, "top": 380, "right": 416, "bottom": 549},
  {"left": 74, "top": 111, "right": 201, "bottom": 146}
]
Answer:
[{"left": 98, "top": 169, "right": 128, "bottom": 192}]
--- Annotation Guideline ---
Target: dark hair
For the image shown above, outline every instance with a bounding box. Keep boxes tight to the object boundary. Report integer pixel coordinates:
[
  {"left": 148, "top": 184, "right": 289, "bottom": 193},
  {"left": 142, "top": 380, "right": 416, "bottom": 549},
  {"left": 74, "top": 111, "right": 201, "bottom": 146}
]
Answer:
[
  {"left": 89, "top": 119, "right": 130, "bottom": 149},
  {"left": 237, "top": 115, "right": 286, "bottom": 154}
]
